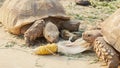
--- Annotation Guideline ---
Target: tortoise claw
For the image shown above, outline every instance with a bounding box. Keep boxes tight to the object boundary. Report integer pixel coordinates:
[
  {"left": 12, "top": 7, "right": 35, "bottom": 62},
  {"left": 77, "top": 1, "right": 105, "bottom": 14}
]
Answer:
[{"left": 24, "top": 35, "right": 35, "bottom": 46}]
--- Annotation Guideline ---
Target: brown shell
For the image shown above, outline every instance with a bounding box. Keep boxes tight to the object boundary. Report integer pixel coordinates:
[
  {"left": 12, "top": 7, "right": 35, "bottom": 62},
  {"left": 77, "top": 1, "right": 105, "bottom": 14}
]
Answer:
[
  {"left": 0, "top": 0, "right": 69, "bottom": 34},
  {"left": 101, "top": 9, "right": 120, "bottom": 52}
]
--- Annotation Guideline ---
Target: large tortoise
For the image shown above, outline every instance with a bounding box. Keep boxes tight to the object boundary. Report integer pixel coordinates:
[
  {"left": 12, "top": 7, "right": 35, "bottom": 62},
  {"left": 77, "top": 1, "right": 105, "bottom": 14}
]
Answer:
[
  {"left": 82, "top": 9, "right": 120, "bottom": 68},
  {"left": 0, "top": 0, "right": 80, "bottom": 45}
]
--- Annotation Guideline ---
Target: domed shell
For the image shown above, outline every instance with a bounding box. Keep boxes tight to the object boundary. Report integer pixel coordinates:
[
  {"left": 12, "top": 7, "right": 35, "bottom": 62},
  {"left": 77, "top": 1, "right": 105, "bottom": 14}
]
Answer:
[
  {"left": 101, "top": 9, "right": 120, "bottom": 52},
  {"left": 0, "top": 0, "right": 69, "bottom": 34}
]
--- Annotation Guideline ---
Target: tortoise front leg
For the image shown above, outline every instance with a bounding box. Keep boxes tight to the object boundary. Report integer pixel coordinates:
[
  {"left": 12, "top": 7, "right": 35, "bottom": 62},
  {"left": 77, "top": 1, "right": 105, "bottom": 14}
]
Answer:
[
  {"left": 94, "top": 37, "right": 119, "bottom": 68},
  {"left": 24, "top": 20, "right": 45, "bottom": 46}
]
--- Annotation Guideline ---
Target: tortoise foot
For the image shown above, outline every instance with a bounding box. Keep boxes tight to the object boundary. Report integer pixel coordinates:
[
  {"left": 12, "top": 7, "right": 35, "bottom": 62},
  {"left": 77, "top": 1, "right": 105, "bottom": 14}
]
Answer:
[
  {"left": 94, "top": 37, "right": 119, "bottom": 68},
  {"left": 24, "top": 20, "right": 45, "bottom": 46},
  {"left": 60, "top": 29, "right": 80, "bottom": 42},
  {"left": 24, "top": 38, "right": 35, "bottom": 46}
]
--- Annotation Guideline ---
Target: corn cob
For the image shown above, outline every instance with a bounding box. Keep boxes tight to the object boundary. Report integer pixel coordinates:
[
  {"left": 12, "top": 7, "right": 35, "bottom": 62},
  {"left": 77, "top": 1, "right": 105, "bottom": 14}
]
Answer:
[{"left": 34, "top": 43, "right": 58, "bottom": 55}]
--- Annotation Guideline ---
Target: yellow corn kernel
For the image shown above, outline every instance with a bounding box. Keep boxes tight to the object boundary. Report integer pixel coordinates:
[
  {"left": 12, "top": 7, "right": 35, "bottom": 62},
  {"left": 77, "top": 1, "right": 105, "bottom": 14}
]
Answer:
[{"left": 34, "top": 43, "right": 58, "bottom": 55}]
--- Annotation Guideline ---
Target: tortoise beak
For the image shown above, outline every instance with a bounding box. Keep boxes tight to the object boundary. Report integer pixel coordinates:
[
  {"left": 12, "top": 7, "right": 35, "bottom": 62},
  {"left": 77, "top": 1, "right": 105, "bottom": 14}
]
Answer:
[{"left": 48, "top": 37, "right": 59, "bottom": 43}]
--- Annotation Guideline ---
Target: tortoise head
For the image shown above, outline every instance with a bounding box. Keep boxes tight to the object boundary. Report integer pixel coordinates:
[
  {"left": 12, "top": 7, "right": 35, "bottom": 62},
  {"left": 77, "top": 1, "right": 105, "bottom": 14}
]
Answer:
[
  {"left": 44, "top": 22, "right": 60, "bottom": 43},
  {"left": 82, "top": 30, "right": 102, "bottom": 43},
  {"left": 45, "top": 32, "right": 59, "bottom": 43}
]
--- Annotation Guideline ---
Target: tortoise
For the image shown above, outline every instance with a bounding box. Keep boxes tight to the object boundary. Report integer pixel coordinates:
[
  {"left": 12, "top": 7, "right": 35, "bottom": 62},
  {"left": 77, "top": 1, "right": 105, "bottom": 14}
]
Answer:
[
  {"left": 82, "top": 9, "right": 120, "bottom": 68},
  {"left": 0, "top": 0, "right": 80, "bottom": 45}
]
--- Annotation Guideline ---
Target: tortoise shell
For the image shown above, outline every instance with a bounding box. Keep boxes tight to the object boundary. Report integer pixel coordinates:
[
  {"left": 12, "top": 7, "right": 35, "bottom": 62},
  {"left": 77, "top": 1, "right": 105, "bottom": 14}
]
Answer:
[
  {"left": 0, "top": 0, "right": 69, "bottom": 34},
  {"left": 101, "top": 8, "right": 120, "bottom": 52}
]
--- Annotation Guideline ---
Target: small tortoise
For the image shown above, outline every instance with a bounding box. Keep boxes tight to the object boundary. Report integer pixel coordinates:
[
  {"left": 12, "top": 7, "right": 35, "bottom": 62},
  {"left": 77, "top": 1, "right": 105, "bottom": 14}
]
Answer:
[
  {"left": 0, "top": 0, "right": 80, "bottom": 45},
  {"left": 82, "top": 9, "right": 120, "bottom": 68}
]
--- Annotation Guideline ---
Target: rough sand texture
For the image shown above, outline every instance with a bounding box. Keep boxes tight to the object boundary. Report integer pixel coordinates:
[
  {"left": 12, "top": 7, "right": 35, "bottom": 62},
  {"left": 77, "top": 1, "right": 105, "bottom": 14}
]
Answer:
[
  {"left": 0, "top": 0, "right": 120, "bottom": 68},
  {"left": 0, "top": 19, "right": 118, "bottom": 68}
]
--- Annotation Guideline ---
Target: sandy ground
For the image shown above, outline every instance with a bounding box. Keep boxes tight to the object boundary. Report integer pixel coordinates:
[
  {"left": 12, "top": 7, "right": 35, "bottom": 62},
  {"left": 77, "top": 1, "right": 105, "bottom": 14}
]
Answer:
[
  {"left": 0, "top": 25, "right": 108, "bottom": 68},
  {"left": 0, "top": 0, "right": 120, "bottom": 68}
]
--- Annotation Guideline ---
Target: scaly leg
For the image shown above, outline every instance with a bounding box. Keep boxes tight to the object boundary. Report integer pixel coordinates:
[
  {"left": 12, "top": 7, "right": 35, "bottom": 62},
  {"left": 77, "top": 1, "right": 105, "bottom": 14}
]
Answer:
[
  {"left": 24, "top": 20, "right": 45, "bottom": 46},
  {"left": 94, "top": 37, "right": 119, "bottom": 68}
]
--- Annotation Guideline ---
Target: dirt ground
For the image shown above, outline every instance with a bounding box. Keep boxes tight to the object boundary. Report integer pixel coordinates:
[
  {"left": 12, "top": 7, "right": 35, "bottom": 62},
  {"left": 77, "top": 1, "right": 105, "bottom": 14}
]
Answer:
[
  {"left": 0, "top": 26, "right": 107, "bottom": 68},
  {"left": 0, "top": 0, "right": 120, "bottom": 68}
]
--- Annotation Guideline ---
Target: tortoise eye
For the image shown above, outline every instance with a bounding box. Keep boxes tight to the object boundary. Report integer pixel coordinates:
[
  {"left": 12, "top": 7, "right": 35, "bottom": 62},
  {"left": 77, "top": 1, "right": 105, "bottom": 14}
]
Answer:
[
  {"left": 48, "top": 35, "right": 50, "bottom": 37},
  {"left": 87, "top": 34, "right": 91, "bottom": 37}
]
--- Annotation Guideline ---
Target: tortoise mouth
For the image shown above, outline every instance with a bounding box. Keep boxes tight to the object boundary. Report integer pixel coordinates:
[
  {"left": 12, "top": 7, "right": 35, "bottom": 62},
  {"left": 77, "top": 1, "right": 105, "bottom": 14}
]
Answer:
[
  {"left": 82, "top": 34, "right": 94, "bottom": 43},
  {"left": 47, "top": 38, "right": 59, "bottom": 43},
  {"left": 83, "top": 38, "right": 93, "bottom": 43}
]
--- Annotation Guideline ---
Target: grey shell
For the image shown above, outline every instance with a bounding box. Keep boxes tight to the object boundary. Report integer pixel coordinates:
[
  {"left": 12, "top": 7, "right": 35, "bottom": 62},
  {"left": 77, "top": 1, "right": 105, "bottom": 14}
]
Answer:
[
  {"left": 101, "top": 9, "right": 120, "bottom": 52},
  {"left": 0, "top": 0, "right": 69, "bottom": 34}
]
